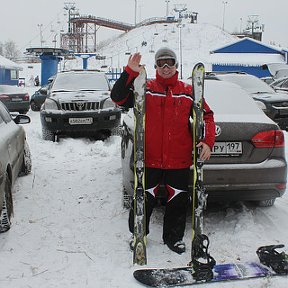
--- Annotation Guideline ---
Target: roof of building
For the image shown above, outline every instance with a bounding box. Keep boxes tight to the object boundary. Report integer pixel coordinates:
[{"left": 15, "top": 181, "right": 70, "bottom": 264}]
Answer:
[{"left": 0, "top": 54, "right": 22, "bottom": 70}]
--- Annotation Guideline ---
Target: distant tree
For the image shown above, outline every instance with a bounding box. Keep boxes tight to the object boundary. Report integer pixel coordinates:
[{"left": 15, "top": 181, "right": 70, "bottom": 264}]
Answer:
[
  {"left": 3, "top": 40, "right": 20, "bottom": 60},
  {"left": 0, "top": 42, "right": 3, "bottom": 56}
]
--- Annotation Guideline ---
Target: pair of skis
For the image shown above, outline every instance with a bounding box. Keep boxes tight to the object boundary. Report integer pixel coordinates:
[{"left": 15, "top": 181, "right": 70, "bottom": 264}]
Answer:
[
  {"left": 131, "top": 65, "right": 288, "bottom": 286},
  {"left": 131, "top": 63, "right": 209, "bottom": 267}
]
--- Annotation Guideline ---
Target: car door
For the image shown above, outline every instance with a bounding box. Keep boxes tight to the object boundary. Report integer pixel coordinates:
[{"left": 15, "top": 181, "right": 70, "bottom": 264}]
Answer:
[{"left": 0, "top": 104, "right": 22, "bottom": 183}]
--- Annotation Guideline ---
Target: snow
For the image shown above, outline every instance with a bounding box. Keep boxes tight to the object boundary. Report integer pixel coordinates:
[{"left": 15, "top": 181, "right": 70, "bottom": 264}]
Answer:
[
  {"left": 1, "top": 22, "right": 288, "bottom": 288},
  {"left": 0, "top": 54, "right": 22, "bottom": 70},
  {"left": 0, "top": 88, "right": 287, "bottom": 288}
]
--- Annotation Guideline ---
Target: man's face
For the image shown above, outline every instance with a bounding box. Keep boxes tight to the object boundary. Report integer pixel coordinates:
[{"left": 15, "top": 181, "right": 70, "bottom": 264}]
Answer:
[{"left": 155, "top": 58, "right": 177, "bottom": 79}]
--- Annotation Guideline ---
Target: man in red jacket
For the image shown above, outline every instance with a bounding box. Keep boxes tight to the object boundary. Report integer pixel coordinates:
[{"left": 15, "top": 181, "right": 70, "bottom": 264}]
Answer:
[{"left": 111, "top": 47, "right": 215, "bottom": 254}]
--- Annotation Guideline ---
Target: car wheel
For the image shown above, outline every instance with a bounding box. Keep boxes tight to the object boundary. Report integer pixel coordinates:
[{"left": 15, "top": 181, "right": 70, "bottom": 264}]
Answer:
[
  {"left": 256, "top": 198, "right": 276, "bottom": 207},
  {"left": 30, "top": 101, "right": 40, "bottom": 111},
  {"left": 123, "top": 186, "right": 132, "bottom": 209},
  {"left": 19, "top": 110, "right": 28, "bottom": 114},
  {"left": 19, "top": 141, "right": 32, "bottom": 176},
  {"left": 0, "top": 173, "right": 13, "bottom": 233},
  {"left": 42, "top": 127, "right": 57, "bottom": 142}
]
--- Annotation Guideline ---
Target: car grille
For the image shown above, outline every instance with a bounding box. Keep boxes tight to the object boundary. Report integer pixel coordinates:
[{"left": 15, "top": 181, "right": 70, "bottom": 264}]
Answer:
[
  {"left": 61, "top": 102, "right": 100, "bottom": 111},
  {"left": 272, "top": 102, "right": 288, "bottom": 109}
]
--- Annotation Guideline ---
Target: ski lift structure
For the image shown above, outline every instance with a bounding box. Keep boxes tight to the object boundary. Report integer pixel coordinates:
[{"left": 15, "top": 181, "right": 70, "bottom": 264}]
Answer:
[{"left": 125, "top": 40, "right": 131, "bottom": 55}]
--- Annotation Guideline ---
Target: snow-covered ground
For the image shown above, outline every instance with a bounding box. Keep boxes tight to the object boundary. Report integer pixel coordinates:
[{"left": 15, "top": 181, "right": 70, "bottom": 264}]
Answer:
[
  {"left": 0, "top": 85, "right": 288, "bottom": 288},
  {"left": 1, "top": 21, "right": 288, "bottom": 287}
]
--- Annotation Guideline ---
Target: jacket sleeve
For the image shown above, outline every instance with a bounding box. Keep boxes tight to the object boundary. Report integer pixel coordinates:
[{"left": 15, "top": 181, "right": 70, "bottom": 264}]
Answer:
[
  {"left": 202, "top": 100, "right": 216, "bottom": 150},
  {"left": 110, "top": 66, "right": 139, "bottom": 109}
]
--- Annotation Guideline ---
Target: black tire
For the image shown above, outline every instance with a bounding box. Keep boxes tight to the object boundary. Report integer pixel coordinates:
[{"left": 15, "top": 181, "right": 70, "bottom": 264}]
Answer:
[
  {"left": 0, "top": 173, "right": 13, "bottom": 233},
  {"left": 19, "top": 110, "right": 29, "bottom": 114},
  {"left": 42, "top": 127, "right": 57, "bottom": 142},
  {"left": 19, "top": 141, "right": 32, "bottom": 176},
  {"left": 30, "top": 101, "right": 40, "bottom": 111}
]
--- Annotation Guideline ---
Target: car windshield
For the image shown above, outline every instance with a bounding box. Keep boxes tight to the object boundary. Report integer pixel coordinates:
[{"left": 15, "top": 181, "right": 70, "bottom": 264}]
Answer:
[
  {"left": 51, "top": 72, "right": 109, "bottom": 91},
  {"left": 218, "top": 74, "right": 275, "bottom": 94}
]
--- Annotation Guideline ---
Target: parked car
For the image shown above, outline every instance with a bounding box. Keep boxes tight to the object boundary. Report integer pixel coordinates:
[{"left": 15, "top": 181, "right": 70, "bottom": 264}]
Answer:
[
  {"left": 30, "top": 84, "right": 49, "bottom": 111},
  {"left": 0, "top": 101, "right": 32, "bottom": 232},
  {"left": 121, "top": 79, "right": 287, "bottom": 208},
  {"left": 206, "top": 72, "right": 288, "bottom": 130},
  {"left": 40, "top": 70, "right": 121, "bottom": 141},
  {"left": 30, "top": 75, "right": 56, "bottom": 111},
  {"left": 270, "top": 76, "right": 288, "bottom": 94},
  {"left": 0, "top": 85, "right": 30, "bottom": 114}
]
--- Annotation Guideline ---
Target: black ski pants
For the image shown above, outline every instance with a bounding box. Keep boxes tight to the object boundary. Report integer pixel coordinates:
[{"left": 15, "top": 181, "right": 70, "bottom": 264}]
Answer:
[{"left": 129, "top": 167, "right": 190, "bottom": 244}]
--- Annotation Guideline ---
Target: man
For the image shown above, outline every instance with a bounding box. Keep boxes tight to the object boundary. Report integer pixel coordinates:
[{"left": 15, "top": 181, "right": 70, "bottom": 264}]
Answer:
[{"left": 111, "top": 47, "right": 215, "bottom": 254}]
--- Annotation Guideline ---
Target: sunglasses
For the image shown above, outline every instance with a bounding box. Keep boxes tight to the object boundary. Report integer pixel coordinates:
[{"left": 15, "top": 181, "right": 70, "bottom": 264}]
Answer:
[{"left": 156, "top": 58, "right": 176, "bottom": 68}]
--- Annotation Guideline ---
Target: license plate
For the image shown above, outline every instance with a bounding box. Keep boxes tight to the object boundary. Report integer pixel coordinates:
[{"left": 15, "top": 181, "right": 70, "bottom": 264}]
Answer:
[
  {"left": 69, "top": 117, "right": 93, "bottom": 125},
  {"left": 212, "top": 142, "right": 242, "bottom": 155},
  {"left": 11, "top": 98, "right": 22, "bottom": 102}
]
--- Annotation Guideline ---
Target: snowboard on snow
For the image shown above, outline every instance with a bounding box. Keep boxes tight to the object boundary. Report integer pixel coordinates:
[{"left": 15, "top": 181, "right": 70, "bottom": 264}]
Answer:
[
  {"left": 133, "top": 244, "right": 288, "bottom": 286},
  {"left": 133, "top": 261, "right": 280, "bottom": 287}
]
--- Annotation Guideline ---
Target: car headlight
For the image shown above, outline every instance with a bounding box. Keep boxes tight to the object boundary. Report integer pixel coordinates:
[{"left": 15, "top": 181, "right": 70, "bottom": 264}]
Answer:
[
  {"left": 255, "top": 101, "right": 267, "bottom": 111},
  {"left": 44, "top": 98, "right": 59, "bottom": 110},
  {"left": 102, "top": 98, "right": 115, "bottom": 109}
]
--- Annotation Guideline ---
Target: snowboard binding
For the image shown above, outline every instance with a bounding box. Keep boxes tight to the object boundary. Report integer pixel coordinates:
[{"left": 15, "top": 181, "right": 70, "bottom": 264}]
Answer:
[
  {"left": 257, "top": 244, "right": 288, "bottom": 275},
  {"left": 189, "top": 234, "right": 216, "bottom": 282}
]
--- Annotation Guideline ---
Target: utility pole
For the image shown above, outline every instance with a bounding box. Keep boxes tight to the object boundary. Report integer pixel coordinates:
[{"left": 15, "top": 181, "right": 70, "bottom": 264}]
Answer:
[
  {"left": 246, "top": 15, "right": 264, "bottom": 40},
  {"left": 222, "top": 1, "right": 228, "bottom": 30},
  {"left": 37, "top": 24, "right": 44, "bottom": 47},
  {"left": 174, "top": 4, "right": 187, "bottom": 79},
  {"left": 165, "top": 0, "right": 170, "bottom": 17},
  {"left": 64, "top": 2, "right": 76, "bottom": 33},
  {"left": 134, "top": 0, "right": 138, "bottom": 25}
]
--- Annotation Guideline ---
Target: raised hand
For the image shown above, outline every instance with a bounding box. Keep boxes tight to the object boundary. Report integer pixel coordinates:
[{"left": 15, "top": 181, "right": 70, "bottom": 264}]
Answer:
[{"left": 127, "top": 52, "right": 145, "bottom": 73}]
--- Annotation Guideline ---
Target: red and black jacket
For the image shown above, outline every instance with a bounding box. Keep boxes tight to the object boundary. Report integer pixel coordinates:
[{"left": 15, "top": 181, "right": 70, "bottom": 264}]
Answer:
[{"left": 111, "top": 66, "right": 216, "bottom": 169}]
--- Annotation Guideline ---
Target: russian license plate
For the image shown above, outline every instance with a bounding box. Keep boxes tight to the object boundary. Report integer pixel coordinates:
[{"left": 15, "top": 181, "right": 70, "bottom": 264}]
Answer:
[
  {"left": 212, "top": 141, "right": 242, "bottom": 155},
  {"left": 69, "top": 117, "right": 93, "bottom": 125},
  {"left": 11, "top": 98, "right": 22, "bottom": 101}
]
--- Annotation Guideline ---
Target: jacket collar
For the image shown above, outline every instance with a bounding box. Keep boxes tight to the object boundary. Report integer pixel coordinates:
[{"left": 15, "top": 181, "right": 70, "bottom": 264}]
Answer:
[{"left": 156, "top": 70, "right": 179, "bottom": 88}]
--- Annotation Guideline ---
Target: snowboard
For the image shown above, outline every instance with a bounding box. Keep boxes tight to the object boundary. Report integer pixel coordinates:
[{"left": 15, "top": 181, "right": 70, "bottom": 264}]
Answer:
[
  {"left": 133, "top": 262, "right": 279, "bottom": 287},
  {"left": 132, "top": 68, "right": 147, "bottom": 265}
]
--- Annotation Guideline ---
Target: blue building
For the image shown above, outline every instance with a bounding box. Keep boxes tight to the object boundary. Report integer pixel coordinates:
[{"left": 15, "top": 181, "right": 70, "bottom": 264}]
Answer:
[
  {"left": 0, "top": 55, "right": 22, "bottom": 85},
  {"left": 210, "top": 38, "right": 288, "bottom": 78}
]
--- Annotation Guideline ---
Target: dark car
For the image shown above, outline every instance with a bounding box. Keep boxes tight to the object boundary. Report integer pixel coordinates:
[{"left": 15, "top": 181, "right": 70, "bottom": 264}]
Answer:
[
  {"left": 0, "top": 85, "right": 30, "bottom": 114},
  {"left": 121, "top": 79, "right": 287, "bottom": 208},
  {"left": 40, "top": 70, "right": 122, "bottom": 141},
  {"left": 0, "top": 101, "right": 32, "bottom": 232},
  {"left": 206, "top": 72, "right": 288, "bottom": 130},
  {"left": 30, "top": 76, "right": 55, "bottom": 111},
  {"left": 30, "top": 84, "right": 49, "bottom": 111},
  {"left": 270, "top": 76, "right": 288, "bottom": 94}
]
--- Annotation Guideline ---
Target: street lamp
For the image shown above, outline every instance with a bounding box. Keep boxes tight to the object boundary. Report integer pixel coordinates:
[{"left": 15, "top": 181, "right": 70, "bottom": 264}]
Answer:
[
  {"left": 37, "top": 24, "right": 44, "bottom": 47},
  {"left": 165, "top": 0, "right": 170, "bottom": 17},
  {"left": 177, "top": 22, "right": 184, "bottom": 79},
  {"left": 134, "top": 0, "right": 137, "bottom": 25},
  {"left": 222, "top": 1, "right": 228, "bottom": 30},
  {"left": 174, "top": 5, "right": 187, "bottom": 79}
]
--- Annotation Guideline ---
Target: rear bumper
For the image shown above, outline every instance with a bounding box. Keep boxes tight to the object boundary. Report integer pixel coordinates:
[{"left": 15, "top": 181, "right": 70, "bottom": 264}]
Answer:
[
  {"left": 202, "top": 158, "right": 287, "bottom": 201},
  {"left": 2, "top": 101, "right": 30, "bottom": 112},
  {"left": 123, "top": 158, "right": 287, "bottom": 202},
  {"left": 40, "top": 109, "right": 121, "bottom": 134}
]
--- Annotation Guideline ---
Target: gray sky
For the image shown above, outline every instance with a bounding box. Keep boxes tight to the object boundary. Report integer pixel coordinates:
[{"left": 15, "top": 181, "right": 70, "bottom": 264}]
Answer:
[{"left": 1, "top": 0, "right": 287, "bottom": 52}]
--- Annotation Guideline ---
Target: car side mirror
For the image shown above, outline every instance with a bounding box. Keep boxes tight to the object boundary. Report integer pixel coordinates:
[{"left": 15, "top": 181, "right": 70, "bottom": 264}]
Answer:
[{"left": 13, "top": 114, "right": 31, "bottom": 124}]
